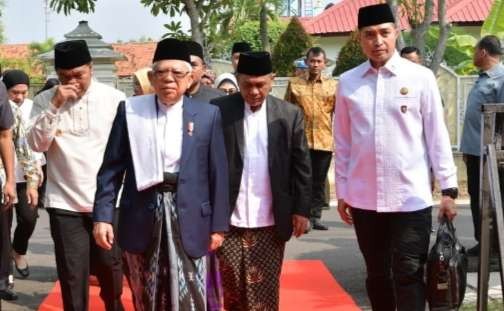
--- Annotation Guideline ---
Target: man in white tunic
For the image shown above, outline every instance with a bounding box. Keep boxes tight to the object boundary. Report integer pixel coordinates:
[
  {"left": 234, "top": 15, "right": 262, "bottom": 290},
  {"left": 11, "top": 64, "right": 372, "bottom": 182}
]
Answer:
[
  {"left": 334, "top": 4, "right": 458, "bottom": 311},
  {"left": 28, "top": 40, "right": 125, "bottom": 311}
]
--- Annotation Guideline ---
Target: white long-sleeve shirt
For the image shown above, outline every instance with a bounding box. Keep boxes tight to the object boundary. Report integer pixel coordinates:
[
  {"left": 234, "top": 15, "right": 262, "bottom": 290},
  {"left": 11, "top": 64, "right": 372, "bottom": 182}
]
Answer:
[
  {"left": 28, "top": 80, "right": 125, "bottom": 213},
  {"left": 231, "top": 101, "right": 274, "bottom": 228},
  {"left": 333, "top": 52, "right": 457, "bottom": 212}
]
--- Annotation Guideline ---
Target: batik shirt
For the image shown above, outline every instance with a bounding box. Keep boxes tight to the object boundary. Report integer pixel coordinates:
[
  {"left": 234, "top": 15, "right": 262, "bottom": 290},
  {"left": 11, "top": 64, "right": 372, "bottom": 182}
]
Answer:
[
  {"left": 285, "top": 74, "right": 338, "bottom": 151},
  {"left": 0, "top": 102, "right": 39, "bottom": 188}
]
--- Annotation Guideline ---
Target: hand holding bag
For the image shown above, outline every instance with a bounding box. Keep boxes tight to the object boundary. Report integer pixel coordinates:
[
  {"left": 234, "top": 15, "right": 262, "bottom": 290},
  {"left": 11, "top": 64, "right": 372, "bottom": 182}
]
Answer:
[{"left": 427, "top": 216, "right": 468, "bottom": 310}]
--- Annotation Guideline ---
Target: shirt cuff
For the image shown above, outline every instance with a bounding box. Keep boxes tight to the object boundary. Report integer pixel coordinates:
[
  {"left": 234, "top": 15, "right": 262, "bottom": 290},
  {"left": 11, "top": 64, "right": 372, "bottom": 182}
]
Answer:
[
  {"left": 335, "top": 182, "right": 347, "bottom": 200},
  {"left": 439, "top": 175, "right": 458, "bottom": 190}
]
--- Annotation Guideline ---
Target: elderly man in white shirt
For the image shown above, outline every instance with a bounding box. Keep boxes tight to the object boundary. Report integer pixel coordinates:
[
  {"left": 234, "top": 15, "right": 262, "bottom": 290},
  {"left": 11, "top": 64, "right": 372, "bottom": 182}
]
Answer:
[
  {"left": 28, "top": 40, "right": 125, "bottom": 311},
  {"left": 333, "top": 4, "right": 458, "bottom": 311}
]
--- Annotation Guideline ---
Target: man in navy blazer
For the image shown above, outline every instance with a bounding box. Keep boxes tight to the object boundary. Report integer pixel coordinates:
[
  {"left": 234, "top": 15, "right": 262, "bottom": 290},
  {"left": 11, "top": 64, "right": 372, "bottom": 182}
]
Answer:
[{"left": 92, "top": 38, "right": 229, "bottom": 309}]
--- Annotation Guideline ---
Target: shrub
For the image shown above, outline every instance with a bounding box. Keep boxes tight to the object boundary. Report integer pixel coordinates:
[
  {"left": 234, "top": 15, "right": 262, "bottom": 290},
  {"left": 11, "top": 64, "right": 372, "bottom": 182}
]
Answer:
[
  {"left": 272, "top": 17, "right": 313, "bottom": 76},
  {"left": 333, "top": 31, "right": 366, "bottom": 76}
]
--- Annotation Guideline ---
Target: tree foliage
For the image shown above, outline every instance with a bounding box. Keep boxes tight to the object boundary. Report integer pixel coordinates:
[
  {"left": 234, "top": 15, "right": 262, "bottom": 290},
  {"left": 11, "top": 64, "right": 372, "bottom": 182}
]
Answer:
[
  {"left": 162, "top": 21, "right": 190, "bottom": 40},
  {"left": 333, "top": 31, "right": 366, "bottom": 77},
  {"left": 481, "top": 0, "right": 504, "bottom": 37},
  {"left": 29, "top": 38, "right": 55, "bottom": 56},
  {"left": 49, "top": 0, "right": 96, "bottom": 14},
  {"left": 216, "top": 20, "right": 286, "bottom": 54},
  {"left": 423, "top": 27, "right": 477, "bottom": 75},
  {"left": 207, "top": 0, "right": 284, "bottom": 55},
  {"left": 271, "top": 17, "right": 312, "bottom": 76}
]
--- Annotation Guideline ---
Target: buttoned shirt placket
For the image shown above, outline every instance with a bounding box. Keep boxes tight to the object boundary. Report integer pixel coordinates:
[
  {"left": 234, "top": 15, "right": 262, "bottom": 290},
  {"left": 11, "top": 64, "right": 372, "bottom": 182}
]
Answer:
[{"left": 375, "top": 68, "right": 386, "bottom": 211}]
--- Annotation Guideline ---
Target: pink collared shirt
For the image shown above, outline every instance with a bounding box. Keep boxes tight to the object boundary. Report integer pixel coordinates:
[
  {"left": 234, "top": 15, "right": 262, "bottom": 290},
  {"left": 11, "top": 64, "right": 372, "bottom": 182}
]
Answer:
[
  {"left": 333, "top": 52, "right": 457, "bottom": 212},
  {"left": 231, "top": 100, "right": 275, "bottom": 227}
]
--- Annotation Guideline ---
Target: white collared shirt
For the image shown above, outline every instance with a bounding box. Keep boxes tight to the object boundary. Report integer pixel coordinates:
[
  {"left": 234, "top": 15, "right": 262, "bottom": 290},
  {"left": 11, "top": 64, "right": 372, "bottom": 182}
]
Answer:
[
  {"left": 157, "top": 98, "right": 183, "bottom": 173},
  {"left": 28, "top": 80, "right": 125, "bottom": 213},
  {"left": 334, "top": 52, "right": 457, "bottom": 212},
  {"left": 231, "top": 100, "right": 275, "bottom": 228}
]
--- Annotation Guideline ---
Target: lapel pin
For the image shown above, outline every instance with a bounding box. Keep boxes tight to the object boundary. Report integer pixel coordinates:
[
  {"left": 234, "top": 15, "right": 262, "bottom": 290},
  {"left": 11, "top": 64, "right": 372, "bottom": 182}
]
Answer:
[
  {"left": 187, "top": 121, "right": 194, "bottom": 136},
  {"left": 400, "top": 105, "right": 408, "bottom": 113},
  {"left": 400, "top": 87, "right": 409, "bottom": 95}
]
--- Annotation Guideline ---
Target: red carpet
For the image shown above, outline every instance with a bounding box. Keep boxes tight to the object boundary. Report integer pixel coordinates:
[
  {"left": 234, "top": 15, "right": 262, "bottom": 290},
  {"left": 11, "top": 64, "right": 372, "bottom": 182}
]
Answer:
[{"left": 39, "top": 260, "right": 360, "bottom": 310}]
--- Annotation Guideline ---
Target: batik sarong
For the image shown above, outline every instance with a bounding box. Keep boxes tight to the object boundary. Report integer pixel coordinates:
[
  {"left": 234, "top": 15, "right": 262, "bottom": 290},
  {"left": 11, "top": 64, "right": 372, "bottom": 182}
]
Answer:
[
  {"left": 207, "top": 252, "right": 224, "bottom": 311},
  {"left": 123, "top": 192, "right": 207, "bottom": 311},
  {"left": 217, "top": 226, "right": 285, "bottom": 311}
]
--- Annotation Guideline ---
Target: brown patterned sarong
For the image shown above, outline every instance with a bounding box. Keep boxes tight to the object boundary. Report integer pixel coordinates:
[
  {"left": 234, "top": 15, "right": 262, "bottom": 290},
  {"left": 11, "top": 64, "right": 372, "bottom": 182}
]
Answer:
[{"left": 217, "top": 226, "right": 286, "bottom": 311}]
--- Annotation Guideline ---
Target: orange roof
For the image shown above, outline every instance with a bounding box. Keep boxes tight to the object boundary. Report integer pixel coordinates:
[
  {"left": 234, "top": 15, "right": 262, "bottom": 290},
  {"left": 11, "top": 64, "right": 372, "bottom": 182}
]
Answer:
[
  {"left": 0, "top": 42, "right": 156, "bottom": 77},
  {"left": 111, "top": 42, "right": 156, "bottom": 77},
  {"left": 304, "top": 0, "right": 493, "bottom": 35},
  {"left": 0, "top": 44, "right": 32, "bottom": 60}
]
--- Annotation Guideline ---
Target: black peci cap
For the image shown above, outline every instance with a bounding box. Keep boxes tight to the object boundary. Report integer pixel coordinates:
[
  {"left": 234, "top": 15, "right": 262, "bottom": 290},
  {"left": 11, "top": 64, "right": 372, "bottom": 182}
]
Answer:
[
  {"left": 358, "top": 4, "right": 395, "bottom": 29},
  {"left": 54, "top": 40, "right": 92, "bottom": 70},
  {"left": 237, "top": 52, "right": 272, "bottom": 76},
  {"left": 153, "top": 38, "right": 191, "bottom": 64}
]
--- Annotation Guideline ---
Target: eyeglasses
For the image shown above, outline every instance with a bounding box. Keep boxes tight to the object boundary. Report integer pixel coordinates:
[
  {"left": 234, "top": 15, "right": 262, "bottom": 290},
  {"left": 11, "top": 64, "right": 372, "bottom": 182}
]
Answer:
[{"left": 153, "top": 68, "right": 190, "bottom": 80}]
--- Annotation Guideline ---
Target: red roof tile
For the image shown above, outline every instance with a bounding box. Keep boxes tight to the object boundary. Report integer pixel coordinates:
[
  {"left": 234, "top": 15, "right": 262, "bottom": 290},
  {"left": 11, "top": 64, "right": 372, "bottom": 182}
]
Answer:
[
  {"left": 0, "top": 42, "right": 157, "bottom": 78},
  {"left": 111, "top": 42, "right": 156, "bottom": 77},
  {"left": 0, "top": 44, "right": 32, "bottom": 59},
  {"left": 305, "top": 0, "right": 493, "bottom": 35}
]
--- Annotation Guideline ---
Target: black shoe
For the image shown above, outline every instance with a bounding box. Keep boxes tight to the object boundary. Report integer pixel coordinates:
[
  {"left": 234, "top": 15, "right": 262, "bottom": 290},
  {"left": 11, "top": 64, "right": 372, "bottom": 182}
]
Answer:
[
  {"left": 311, "top": 219, "right": 329, "bottom": 230},
  {"left": 15, "top": 262, "right": 29, "bottom": 279},
  {"left": 322, "top": 204, "right": 330, "bottom": 211},
  {"left": 467, "top": 244, "right": 480, "bottom": 257},
  {"left": 0, "top": 288, "right": 18, "bottom": 301}
]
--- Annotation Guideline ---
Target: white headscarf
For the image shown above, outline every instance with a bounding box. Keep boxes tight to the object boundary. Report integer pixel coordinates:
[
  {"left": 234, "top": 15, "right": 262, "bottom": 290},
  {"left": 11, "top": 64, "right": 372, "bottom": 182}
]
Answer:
[{"left": 214, "top": 73, "right": 239, "bottom": 91}]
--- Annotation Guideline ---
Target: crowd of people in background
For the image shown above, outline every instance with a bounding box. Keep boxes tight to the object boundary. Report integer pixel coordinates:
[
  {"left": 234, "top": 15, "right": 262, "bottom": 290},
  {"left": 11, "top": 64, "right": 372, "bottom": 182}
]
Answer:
[{"left": 0, "top": 2, "right": 502, "bottom": 311}]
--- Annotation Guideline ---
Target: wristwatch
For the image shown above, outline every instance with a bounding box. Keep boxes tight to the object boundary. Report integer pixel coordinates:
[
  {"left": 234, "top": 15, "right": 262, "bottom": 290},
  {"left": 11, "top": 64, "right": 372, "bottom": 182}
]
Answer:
[{"left": 441, "top": 187, "right": 459, "bottom": 199}]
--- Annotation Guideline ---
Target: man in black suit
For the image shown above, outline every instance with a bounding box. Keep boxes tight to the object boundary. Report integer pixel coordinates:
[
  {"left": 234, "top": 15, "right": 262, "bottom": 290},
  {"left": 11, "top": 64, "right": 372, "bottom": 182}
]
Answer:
[{"left": 211, "top": 51, "right": 311, "bottom": 311}]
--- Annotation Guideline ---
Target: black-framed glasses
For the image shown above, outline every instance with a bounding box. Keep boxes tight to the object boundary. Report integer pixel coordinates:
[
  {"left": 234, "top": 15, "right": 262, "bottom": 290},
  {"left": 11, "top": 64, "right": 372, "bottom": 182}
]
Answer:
[{"left": 153, "top": 68, "right": 190, "bottom": 80}]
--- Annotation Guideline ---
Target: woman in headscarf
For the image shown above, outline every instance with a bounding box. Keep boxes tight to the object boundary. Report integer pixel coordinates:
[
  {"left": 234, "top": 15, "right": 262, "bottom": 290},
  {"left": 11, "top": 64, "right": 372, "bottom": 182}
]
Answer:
[
  {"left": 132, "top": 67, "right": 154, "bottom": 96},
  {"left": 214, "top": 73, "right": 238, "bottom": 95}
]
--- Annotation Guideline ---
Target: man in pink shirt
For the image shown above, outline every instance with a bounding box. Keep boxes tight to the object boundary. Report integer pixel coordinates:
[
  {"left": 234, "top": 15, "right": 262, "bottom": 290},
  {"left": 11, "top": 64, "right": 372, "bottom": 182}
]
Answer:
[{"left": 333, "top": 4, "right": 458, "bottom": 311}]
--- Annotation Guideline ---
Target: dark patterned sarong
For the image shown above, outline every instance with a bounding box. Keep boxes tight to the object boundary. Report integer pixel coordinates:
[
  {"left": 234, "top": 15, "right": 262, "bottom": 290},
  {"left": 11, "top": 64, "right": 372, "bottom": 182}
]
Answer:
[
  {"left": 123, "top": 192, "right": 206, "bottom": 311},
  {"left": 217, "top": 226, "right": 286, "bottom": 311},
  {"left": 207, "top": 252, "right": 224, "bottom": 311}
]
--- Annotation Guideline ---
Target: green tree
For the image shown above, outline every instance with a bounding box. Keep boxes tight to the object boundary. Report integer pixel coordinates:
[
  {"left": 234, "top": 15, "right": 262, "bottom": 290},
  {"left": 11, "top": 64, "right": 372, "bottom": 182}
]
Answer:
[
  {"left": 396, "top": 0, "right": 449, "bottom": 74},
  {"left": 161, "top": 21, "right": 190, "bottom": 40},
  {"left": 271, "top": 17, "right": 312, "bottom": 76},
  {"left": 481, "top": 0, "right": 504, "bottom": 37},
  {"left": 332, "top": 31, "right": 366, "bottom": 76},
  {"left": 219, "top": 19, "right": 286, "bottom": 55},
  {"left": 29, "top": 38, "right": 55, "bottom": 56},
  {"left": 209, "top": 0, "right": 284, "bottom": 53},
  {"left": 49, "top": 0, "right": 232, "bottom": 52},
  {"left": 49, "top": 0, "right": 96, "bottom": 14},
  {"left": 424, "top": 27, "right": 477, "bottom": 75}
]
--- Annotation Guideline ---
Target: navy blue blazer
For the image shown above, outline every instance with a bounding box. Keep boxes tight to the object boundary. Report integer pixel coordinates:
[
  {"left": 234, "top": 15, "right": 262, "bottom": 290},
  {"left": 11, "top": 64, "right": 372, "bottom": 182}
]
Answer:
[{"left": 93, "top": 96, "right": 230, "bottom": 258}]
